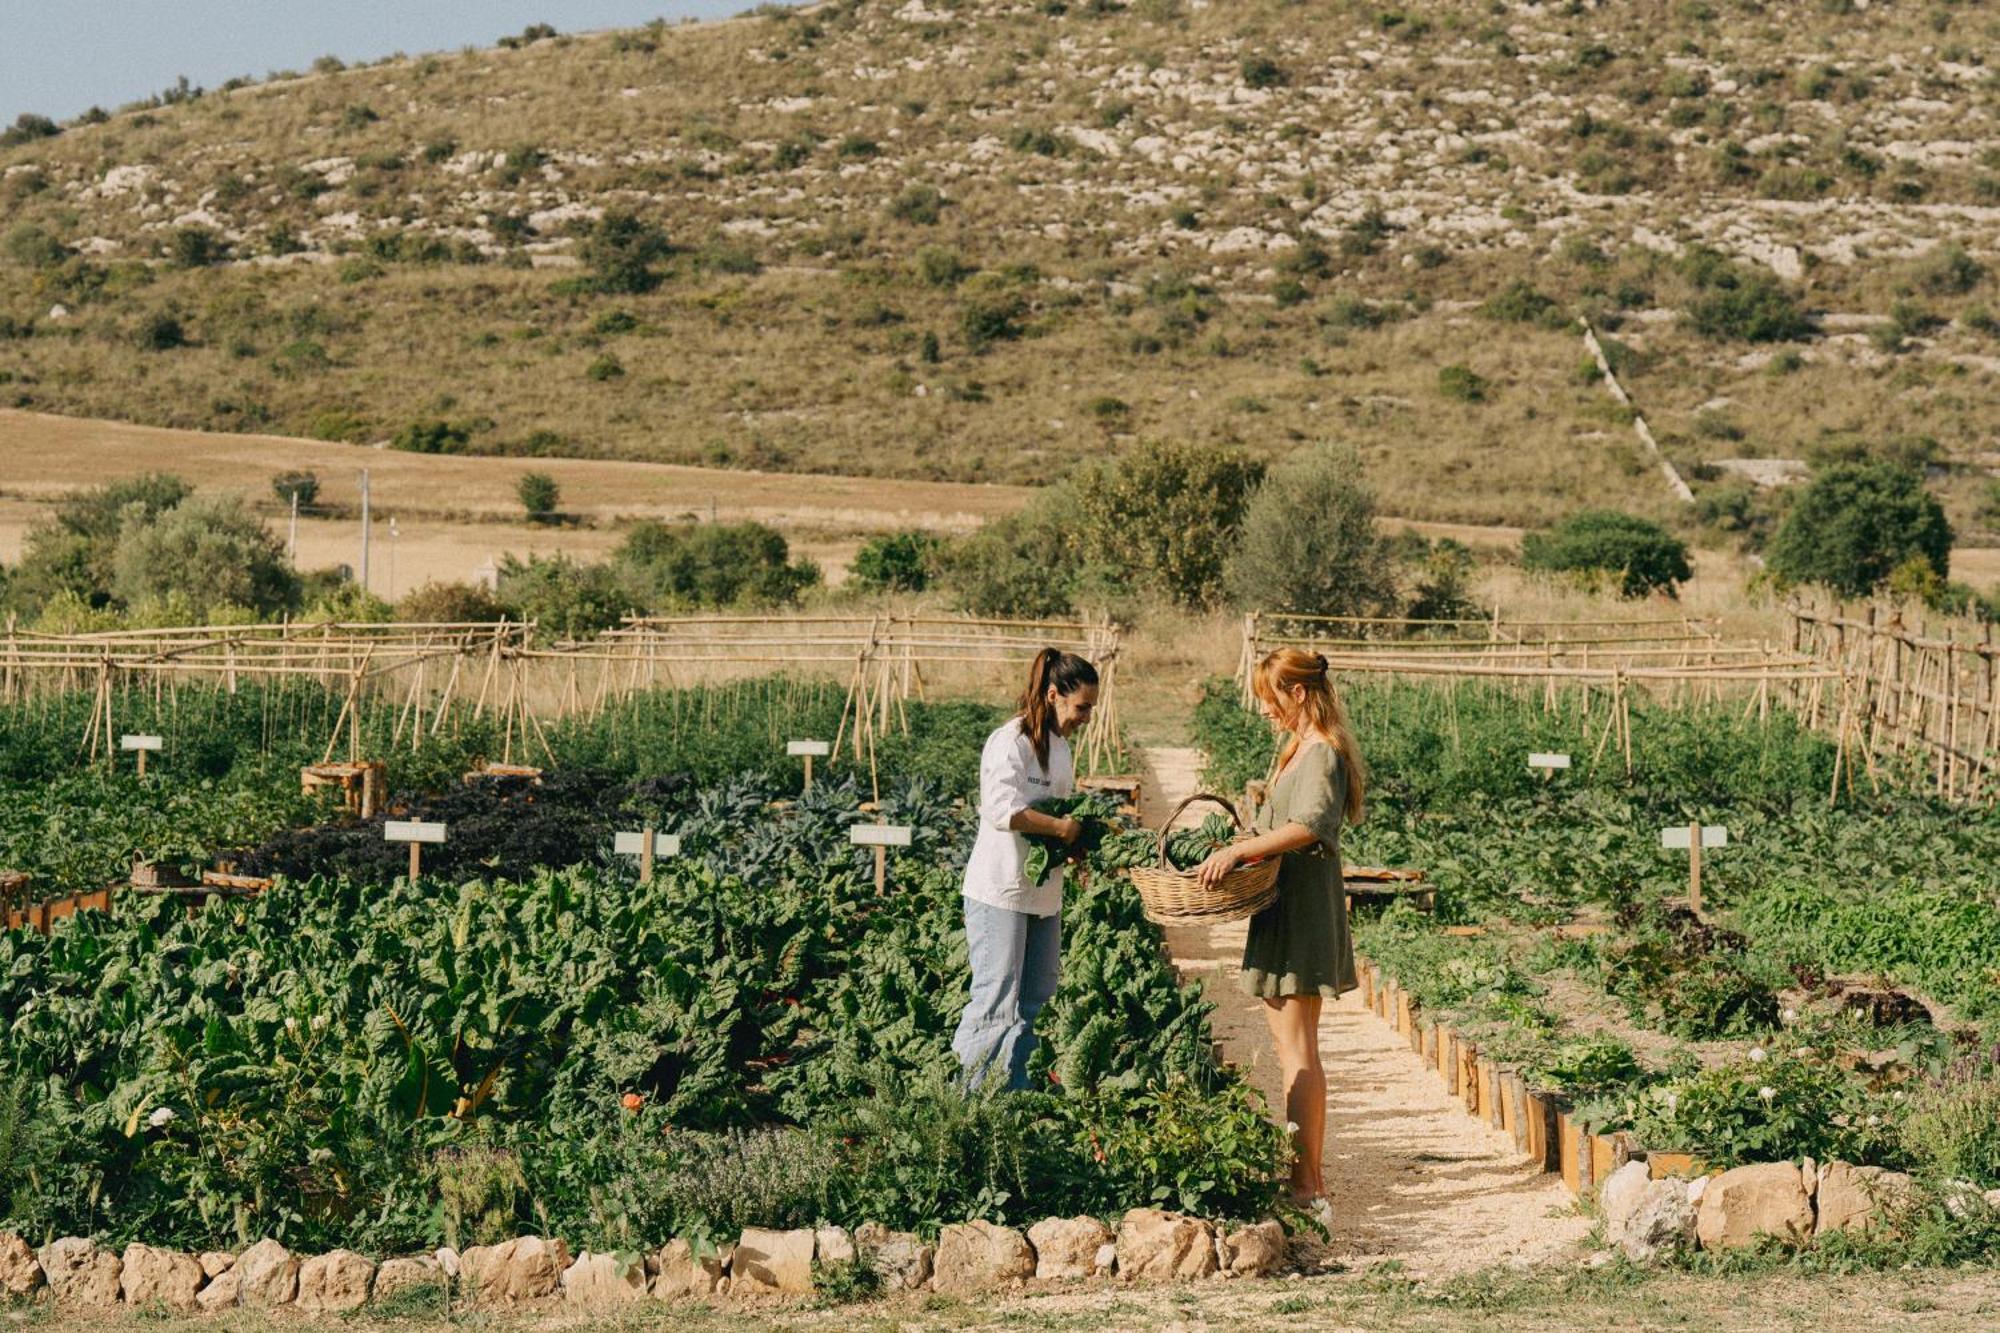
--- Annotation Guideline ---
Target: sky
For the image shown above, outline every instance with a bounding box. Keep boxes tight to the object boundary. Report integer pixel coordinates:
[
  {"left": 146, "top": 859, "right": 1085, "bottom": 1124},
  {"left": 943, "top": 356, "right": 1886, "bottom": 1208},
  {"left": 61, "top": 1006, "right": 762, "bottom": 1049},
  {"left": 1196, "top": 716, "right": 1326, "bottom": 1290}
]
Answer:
[{"left": 1, "top": 1, "right": 783, "bottom": 126}]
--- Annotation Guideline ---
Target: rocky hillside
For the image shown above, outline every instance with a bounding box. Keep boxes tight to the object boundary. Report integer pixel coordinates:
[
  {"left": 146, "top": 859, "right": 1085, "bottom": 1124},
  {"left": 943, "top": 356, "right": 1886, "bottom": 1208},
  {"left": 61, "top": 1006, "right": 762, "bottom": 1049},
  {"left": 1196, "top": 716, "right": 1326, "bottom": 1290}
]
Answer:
[{"left": 1, "top": 0, "right": 1996, "bottom": 532}]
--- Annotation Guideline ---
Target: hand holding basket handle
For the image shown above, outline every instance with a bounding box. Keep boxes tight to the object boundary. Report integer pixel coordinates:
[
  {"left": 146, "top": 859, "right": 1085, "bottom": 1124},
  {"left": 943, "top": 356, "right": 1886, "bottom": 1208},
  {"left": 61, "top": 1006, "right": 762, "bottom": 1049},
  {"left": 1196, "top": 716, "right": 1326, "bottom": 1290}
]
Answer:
[{"left": 1126, "top": 793, "right": 1281, "bottom": 927}]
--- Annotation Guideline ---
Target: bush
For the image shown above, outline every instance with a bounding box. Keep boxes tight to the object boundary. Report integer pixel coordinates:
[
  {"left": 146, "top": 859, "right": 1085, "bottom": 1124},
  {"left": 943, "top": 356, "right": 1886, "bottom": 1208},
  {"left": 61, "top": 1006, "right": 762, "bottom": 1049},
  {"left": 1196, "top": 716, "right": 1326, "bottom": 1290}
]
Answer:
[
  {"left": 1904, "top": 242, "right": 1985, "bottom": 297},
  {"left": 585, "top": 353, "right": 625, "bottom": 382},
  {"left": 1240, "top": 56, "right": 1287, "bottom": 88},
  {"left": 1765, "top": 462, "right": 1952, "bottom": 597},
  {"left": 1071, "top": 441, "right": 1262, "bottom": 609},
  {"left": 887, "top": 185, "right": 944, "bottom": 225},
  {"left": 0, "top": 113, "right": 59, "bottom": 148},
  {"left": 4, "top": 223, "right": 67, "bottom": 269},
  {"left": 396, "top": 580, "right": 508, "bottom": 623},
  {"left": 614, "top": 521, "right": 821, "bottom": 608},
  {"left": 960, "top": 298, "right": 1024, "bottom": 350},
  {"left": 1520, "top": 510, "right": 1692, "bottom": 599},
  {"left": 271, "top": 471, "right": 319, "bottom": 507},
  {"left": 941, "top": 495, "right": 1085, "bottom": 619},
  {"left": 1223, "top": 443, "right": 1397, "bottom": 617},
  {"left": 136, "top": 312, "right": 186, "bottom": 351},
  {"left": 850, "top": 531, "right": 940, "bottom": 593},
  {"left": 392, "top": 419, "right": 473, "bottom": 454},
  {"left": 495, "top": 554, "right": 634, "bottom": 641},
  {"left": 1437, "top": 364, "right": 1488, "bottom": 402},
  {"left": 1479, "top": 281, "right": 1562, "bottom": 327},
  {"left": 914, "top": 246, "right": 972, "bottom": 288},
  {"left": 110, "top": 494, "right": 300, "bottom": 619},
  {"left": 578, "top": 211, "right": 671, "bottom": 295},
  {"left": 9, "top": 474, "right": 193, "bottom": 613},
  {"left": 517, "top": 471, "right": 561, "bottom": 521},
  {"left": 168, "top": 227, "right": 228, "bottom": 269},
  {"left": 1683, "top": 252, "right": 1814, "bottom": 342}
]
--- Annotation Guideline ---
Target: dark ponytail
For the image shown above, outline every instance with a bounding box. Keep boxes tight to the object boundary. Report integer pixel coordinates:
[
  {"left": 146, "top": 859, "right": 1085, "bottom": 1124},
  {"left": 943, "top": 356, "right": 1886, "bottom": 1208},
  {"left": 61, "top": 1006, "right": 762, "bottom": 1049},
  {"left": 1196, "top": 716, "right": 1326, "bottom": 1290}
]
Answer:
[{"left": 1019, "top": 648, "right": 1099, "bottom": 769}]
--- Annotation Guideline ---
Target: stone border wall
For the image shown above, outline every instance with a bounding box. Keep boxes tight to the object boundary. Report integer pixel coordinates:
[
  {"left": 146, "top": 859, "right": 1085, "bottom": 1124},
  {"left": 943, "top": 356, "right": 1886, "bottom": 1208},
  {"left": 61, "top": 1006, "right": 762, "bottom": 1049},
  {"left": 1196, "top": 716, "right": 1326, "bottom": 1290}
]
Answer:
[{"left": 0, "top": 1209, "right": 1291, "bottom": 1314}]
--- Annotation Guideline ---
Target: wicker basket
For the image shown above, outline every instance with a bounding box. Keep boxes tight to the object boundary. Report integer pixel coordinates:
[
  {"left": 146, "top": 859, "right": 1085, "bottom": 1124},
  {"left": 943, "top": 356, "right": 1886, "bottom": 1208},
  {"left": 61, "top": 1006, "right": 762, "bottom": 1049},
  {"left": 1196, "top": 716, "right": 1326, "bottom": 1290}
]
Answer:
[{"left": 1127, "top": 793, "right": 1280, "bottom": 927}]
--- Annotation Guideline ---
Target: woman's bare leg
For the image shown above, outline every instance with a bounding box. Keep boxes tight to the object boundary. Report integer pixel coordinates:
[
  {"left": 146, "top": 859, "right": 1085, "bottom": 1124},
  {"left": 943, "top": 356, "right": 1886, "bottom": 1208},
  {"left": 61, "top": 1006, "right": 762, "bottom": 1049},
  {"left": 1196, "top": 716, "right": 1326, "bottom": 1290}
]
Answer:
[{"left": 1262, "top": 994, "right": 1327, "bottom": 1199}]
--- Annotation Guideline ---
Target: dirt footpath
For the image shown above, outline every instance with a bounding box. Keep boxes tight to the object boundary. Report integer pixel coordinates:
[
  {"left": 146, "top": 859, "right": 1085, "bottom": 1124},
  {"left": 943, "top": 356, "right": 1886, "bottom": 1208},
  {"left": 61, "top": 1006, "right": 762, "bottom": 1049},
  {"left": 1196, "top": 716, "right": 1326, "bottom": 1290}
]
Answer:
[{"left": 1136, "top": 746, "right": 1591, "bottom": 1279}]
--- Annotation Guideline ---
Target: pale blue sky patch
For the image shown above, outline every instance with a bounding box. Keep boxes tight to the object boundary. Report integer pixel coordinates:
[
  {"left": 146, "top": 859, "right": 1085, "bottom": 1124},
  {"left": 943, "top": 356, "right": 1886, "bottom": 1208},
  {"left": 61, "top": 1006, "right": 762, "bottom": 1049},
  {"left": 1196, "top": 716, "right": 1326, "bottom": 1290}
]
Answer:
[{"left": 2, "top": 1, "right": 783, "bottom": 126}]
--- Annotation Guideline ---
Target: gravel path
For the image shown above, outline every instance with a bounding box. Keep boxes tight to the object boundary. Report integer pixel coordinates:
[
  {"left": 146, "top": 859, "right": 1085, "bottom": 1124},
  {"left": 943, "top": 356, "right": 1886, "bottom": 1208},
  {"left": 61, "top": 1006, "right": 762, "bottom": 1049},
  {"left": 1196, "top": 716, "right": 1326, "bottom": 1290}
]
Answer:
[{"left": 1135, "top": 746, "right": 1592, "bottom": 1278}]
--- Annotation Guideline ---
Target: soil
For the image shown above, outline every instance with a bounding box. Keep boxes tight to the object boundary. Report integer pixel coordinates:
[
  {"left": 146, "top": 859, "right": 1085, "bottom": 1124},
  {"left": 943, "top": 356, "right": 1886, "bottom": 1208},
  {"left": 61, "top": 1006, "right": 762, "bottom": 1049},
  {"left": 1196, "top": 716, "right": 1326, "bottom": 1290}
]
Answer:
[{"left": 1135, "top": 747, "right": 1593, "bottom": 1281}]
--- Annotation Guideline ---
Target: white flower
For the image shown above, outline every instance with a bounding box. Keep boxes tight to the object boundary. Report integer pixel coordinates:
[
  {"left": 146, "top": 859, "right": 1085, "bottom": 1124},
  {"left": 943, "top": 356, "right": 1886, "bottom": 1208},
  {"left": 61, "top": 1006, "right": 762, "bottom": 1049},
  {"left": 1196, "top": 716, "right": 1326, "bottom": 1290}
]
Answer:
[
  {"left": 1758, "top": 1086, "right": 1776, "bottom": 1101},
  {"left": 1283, "top": 1121, "right": 1300, "bottom": 1135},
  {"left": 1664, "top": 1091, "right": 1679, "bottom": 1114},
  {"left": 1894, "top": 1090, "right": 1906, "bottom": 1101},
  {"left": 1748, "top": 1047, "right": 1767, "bottom": 1063},
  {"left": 1865, "top": 1115, "right": 1880, "bottom": 1127},
  {"left": 284, "top": 1016, "right": 300, "bottom": 1034},
  {"left": 1781, "top": 1007, "right": 1798, "bottom": 1023},
  {"left": 310, "top": 1013, "right": 330, "bottom": 1033},
  {"left": 147, "top": 1106, "right": 177, "bottom": 1128}
]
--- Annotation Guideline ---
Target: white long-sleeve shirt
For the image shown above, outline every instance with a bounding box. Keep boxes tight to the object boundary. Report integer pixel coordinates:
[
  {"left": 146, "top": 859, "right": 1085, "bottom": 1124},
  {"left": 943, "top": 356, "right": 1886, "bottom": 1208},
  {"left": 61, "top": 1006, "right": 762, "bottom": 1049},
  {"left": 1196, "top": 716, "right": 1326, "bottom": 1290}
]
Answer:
[{"left": 962, "top": 716, "right": 1074, "bottom": 917}]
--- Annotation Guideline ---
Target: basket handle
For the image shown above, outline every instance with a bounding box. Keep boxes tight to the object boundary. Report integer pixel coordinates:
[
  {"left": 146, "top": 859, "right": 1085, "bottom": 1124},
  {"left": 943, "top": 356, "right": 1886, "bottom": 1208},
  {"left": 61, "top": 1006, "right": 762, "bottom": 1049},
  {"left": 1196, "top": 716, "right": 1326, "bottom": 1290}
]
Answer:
[{"left": 1153, "top": 793, "right": 1245, "bottom": 868}]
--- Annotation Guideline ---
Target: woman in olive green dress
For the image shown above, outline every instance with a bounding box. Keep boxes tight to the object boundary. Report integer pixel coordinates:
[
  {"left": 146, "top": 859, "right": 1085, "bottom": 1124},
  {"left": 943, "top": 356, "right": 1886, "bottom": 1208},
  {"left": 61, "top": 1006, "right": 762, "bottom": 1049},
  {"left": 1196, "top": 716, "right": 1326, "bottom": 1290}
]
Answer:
[{"left": 1193, "top": 648, "right": 1366, "bottom": 1223}]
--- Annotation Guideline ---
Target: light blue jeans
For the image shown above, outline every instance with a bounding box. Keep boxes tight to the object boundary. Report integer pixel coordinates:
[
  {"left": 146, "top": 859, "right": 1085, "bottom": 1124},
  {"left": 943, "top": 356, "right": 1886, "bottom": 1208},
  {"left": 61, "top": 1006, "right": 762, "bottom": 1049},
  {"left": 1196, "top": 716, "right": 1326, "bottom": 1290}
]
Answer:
[{"left": 952, "top": 898, "right": 1062, "bottom": 1092}]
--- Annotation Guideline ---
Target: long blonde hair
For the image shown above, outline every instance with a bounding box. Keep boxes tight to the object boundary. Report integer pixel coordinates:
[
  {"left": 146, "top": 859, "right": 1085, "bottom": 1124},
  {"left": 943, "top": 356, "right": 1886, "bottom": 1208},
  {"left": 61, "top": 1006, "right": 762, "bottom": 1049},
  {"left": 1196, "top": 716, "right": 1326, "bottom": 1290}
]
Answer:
[{"left": 1252, "top": 647, "right": 1367, "bottom": 824}]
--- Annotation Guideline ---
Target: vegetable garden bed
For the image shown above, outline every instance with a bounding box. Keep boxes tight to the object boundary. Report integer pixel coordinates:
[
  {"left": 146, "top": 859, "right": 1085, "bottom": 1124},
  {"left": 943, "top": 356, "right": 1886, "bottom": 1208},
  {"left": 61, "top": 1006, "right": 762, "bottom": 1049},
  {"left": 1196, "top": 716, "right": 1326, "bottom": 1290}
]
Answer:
[{"left": 1195, "top": 676, "right": 2000, "bottom": 1259}]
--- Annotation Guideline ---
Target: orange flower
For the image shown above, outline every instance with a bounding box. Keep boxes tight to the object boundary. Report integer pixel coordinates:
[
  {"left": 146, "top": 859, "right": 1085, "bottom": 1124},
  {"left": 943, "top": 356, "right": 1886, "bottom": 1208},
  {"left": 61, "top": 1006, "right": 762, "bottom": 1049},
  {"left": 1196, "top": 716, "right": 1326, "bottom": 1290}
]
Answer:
[{"left": 621, "top": 1092, "right": 644, "bottom": 1112}]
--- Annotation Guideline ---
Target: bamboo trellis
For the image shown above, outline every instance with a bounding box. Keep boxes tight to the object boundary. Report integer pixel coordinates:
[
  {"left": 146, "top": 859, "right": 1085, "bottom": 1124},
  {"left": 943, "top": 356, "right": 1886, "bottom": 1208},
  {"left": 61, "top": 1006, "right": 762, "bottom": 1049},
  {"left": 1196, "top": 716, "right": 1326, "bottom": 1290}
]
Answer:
[
  {"left": 0, "top": 613, "right": 1126, "bottom": 783},
  {"left": 1786, "top": 595, "right": 2000, "bottom": 802},
  {"left": 1237, "top": 607, "right": 1846, "bottom": 782}
]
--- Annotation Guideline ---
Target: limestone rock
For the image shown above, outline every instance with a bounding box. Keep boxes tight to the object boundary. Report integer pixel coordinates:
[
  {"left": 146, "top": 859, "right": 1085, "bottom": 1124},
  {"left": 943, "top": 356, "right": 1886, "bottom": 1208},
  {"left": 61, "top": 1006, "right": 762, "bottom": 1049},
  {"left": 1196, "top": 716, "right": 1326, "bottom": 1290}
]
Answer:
[
  {"left": 198, "top": 1251, "right": 235, "bottom": 1280},
  {"left": 650, "top": 1239, "right": 728, "bottom": 1299},
  {"left": 854, "top": 1225, "right": 931, "bottom": 1292},
  {"left": 0, "top": 1233, "right": 43, "bottom": 1297},
  {"left": 1600, "top": 1160, "right": 1652, "bottom": 1241},
  {"left": 732, "top": 1227, "right": 815, "bottom": 1294},
  {"left": 815, "top": 1226, "right": 856, "bottom": 1267},
  {"left": 1027, "top": 1217, "right": 1113, "bottom": 1280},
  {"left": 560, "top": 1251, "right": 647, "bottom": 1309},
  {"left": 194, "top": 1269, "right": 241, "bottom": 1312},
  {"left": 1695, "top": 1163, "right": 1813, "bottom": 1250},
  {"left": 1815, "top": 1163, "right": 1912, "bottom": 1235},
  {"left": 1221, "top": 1220, "right": 1287, "bottom": 1277},
  {"left": 1618, "top": 1181, "right": 1698, "bottom": 1263},
  {"left": 235, "top": 1238, "right": 299, "bottom": 1307},
  {"left": 373, "top": 1255, "right": 444, "bottom": 1302},
  {"left": 1093, "top": 1241, "right": 1118, "bottom": 1277},
  {"left": 433, "top": 1246, "right": 461, "bottom": 1277},
  {"left": 296, "top": 1249, "right": 375, "bottom": 1312},
  {"left": 38, "top": 1237, "right": 122, "bottom": 1306},
  {"left": 1823, "top": 1162, "right": 1905, "bottom": 1231},
  {"left": 460, "top": 1236, "right": 570, "bottom": 1305},
  {"left": 1115, "top": 1209, "right": 1219, "bottom": 1281},
  {"left": 120, "top": 1244, "right": 203, "bottom": 1311},
  {"left": 932, "top": 1220, "right": 1035, "bottom": 1294}
]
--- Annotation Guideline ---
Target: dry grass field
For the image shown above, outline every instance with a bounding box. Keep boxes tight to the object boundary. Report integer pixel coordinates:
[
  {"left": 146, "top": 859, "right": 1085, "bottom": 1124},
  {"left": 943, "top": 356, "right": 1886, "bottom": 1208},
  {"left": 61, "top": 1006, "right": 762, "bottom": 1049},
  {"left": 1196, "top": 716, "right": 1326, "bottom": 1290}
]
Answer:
[{"left": 1, "top": 0, "right": 1995, "bottom": 534}]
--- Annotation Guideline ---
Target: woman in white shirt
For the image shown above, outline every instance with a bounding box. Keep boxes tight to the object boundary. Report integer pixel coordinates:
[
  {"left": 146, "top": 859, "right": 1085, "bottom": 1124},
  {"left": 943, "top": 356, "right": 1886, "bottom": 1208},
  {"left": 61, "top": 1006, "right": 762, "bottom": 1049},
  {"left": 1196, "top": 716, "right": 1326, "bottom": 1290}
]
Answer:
[{"left": 951, "top": 648, "right": 1100, "bottom": 1090}]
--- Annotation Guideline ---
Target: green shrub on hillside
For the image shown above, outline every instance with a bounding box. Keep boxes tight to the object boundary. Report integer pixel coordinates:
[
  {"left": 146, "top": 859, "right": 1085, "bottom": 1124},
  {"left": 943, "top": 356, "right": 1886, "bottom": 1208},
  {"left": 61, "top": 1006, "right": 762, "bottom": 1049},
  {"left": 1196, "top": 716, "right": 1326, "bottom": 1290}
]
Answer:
[
  {"left": 1074, "top": 440, "right": 1263, "bottom": 609},
  {"left": 614, "top": 520, "right": 821, "bottom": 609},
  {"left": 850, "top": 531, "right": 941, "bottom": 593},
  {"left": 1765, "top": 462, "right": 1952, "bottom": 597},
  {"left": 1224, "top": 443, "right": 1395, "bottom": 618},
  {"left": 1521, "top": 510, "right": 1691, "bottom": 598}
]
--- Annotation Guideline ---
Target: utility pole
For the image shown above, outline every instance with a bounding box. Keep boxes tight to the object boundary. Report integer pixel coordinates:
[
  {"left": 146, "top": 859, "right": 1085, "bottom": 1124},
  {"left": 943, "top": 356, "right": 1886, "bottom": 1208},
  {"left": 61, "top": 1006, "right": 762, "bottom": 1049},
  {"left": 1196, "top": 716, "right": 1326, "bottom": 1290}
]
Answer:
[
  {"left": 388, "top": 516, "right": 399, "bottom": 600},
  {"left": 288, "top": 491, "right": 299, "bottom": 560},
  {"left": 358, "top": 469, "right": 371, "bottom": 593}
]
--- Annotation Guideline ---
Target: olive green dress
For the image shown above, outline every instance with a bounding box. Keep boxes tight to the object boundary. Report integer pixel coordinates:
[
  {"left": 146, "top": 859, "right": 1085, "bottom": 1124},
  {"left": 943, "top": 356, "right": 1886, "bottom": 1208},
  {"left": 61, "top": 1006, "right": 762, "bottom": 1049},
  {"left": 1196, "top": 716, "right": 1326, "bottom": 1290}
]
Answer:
[{"left": 1239, "top": 741, "right": 1356, "bottom": 1000}]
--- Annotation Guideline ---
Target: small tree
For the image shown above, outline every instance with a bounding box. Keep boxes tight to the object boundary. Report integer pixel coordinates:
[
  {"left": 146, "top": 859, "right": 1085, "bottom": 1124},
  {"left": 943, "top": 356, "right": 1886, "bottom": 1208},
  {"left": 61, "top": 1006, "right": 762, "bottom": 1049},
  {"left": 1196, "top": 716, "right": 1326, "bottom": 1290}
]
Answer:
[
  {"left": 613, "top": 521, "right": 819, "bottom": 607},
  {"left": 1073, "top": 439, "right": 1264, "bottom": 609},
  {"left": 271, "top": 471, "right": 319, "bottom": 507},
  {"left": 495, "top": 553, "right": 633, "bottom": 641},
  {"left": 941, "top": 500, "right": 1082, "bottom": 619},
  {"left": 1765, "top": 462, "right": 1952, "bottom": 597},
  {"left": 396, "top": 580, "right": 507, "bottom": 622},
  {"left": 1520, "top": 510, "right": 1692, "bottom": 599},
  {"left": 110, "top": 494, "right": 300, "bottom": 618},
  {"left": 1223, "top": 443, "right": 1397, "bottom": 618},
  {"left": 392, "top": 419, "right": 472, "bottom": 453},
  {"left": 517, "top": 472, "right": 561, "bottom": 522},
  {"left": 850, "top": 531, "right": 940, "bottom": 593},
  {"left": 578, "top": 211, "right": 670, "bottom": 294}
]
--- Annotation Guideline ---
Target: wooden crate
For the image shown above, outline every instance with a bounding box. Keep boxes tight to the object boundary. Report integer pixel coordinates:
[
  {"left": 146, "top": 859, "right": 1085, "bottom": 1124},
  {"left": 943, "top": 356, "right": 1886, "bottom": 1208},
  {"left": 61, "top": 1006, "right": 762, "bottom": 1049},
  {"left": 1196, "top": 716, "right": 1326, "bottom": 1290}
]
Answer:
[
  {"left": 1344, "top": 865, "right": 1433, "bottom": 915},
  {"left": 1076, "top": 773, "right": 1142, "bottom": 814},
  {"left": 301, "top": 760, "right": 386, "bottom": 817}
]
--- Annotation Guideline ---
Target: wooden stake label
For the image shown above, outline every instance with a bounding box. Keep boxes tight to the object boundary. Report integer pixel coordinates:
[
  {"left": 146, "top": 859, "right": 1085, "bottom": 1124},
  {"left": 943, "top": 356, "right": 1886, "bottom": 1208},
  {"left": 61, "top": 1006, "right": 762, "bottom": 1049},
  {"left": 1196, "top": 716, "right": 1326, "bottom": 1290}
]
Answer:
[
  {"left": 786, "top": 740, "right": 831, "bottom": 758},
  {"left": 384, "top": 821, "right": 448, "bottom": 844},
  {"left": 1659, "top": 826, "right": 1728, "bottom": 849},
  {"left": 119, "top": 735, "right": 163, "bottom": 751},
  {"left": 613, "top": 831, "right": 682, "bottom": 858},
  {"left": 850, "top": 823, "right": 912, "bottom": 894},
  {"left": 1528, "top": 752, "right": 1571, "bottom": 770}
]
